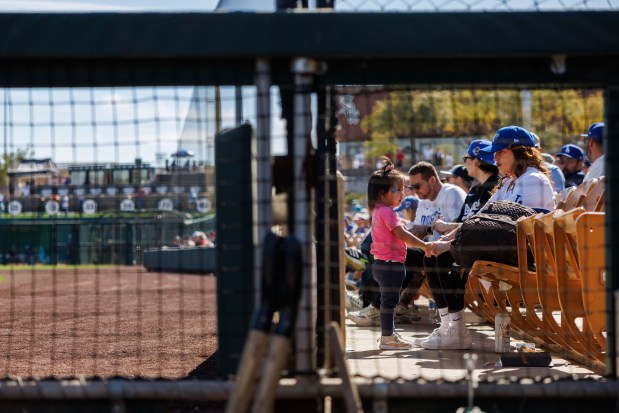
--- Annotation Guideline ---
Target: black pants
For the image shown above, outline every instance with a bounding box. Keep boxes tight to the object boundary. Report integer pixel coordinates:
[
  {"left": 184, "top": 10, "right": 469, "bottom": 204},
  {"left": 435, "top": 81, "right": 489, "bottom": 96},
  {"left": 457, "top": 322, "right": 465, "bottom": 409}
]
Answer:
[
  {"left": 359, "top": 249, "right": 426, "bottom": 308},
  {"left": 423, "top": 251, "right": 468, "bottom": 312}
]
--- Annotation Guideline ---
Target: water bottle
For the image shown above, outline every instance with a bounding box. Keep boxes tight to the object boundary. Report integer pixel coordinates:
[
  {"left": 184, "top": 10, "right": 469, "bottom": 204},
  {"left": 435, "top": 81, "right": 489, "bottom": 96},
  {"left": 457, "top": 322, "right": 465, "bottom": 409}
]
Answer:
[
  {"left": 428, "top": 299, "right": 440, "bottom": 324},
  {"left": 495, "top": 313, "right": 511, "bottom": 353}
]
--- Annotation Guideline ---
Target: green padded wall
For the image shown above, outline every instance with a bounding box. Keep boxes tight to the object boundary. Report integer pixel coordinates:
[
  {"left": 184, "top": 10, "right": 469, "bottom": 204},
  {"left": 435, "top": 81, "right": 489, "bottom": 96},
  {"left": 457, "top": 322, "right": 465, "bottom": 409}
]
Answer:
[{"left": 215, "top": 123, "right": 255, "bottom": 377}]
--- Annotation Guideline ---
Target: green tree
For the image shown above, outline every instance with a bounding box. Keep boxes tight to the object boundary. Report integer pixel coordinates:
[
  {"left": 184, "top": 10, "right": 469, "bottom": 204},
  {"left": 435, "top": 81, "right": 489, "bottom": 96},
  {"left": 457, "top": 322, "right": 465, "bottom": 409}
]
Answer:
[
  {"left": 0, "top": 147, "right": 33, "bottom": 191},
  {"left": 360, "top": 88, "right": 603, "bottom": 152}
]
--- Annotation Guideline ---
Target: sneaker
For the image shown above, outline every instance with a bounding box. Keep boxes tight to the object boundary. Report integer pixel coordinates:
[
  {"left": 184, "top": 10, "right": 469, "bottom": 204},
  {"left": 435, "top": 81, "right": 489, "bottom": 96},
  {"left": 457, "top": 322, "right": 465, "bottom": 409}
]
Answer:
[
  {"left": 420, "top": 325, "right": 472, "bottom": 350},
  {"left": 345, "top": 247, "right": 369, "bottom": 271},
  {"left": 412, "top": 322, "right": 450, "bottom": 346},
  {"left": 394, "top": 304, "right": 421, "bottom": 323},
  {"left": 345, "top": 290, "right": 364, "bottom": 312},
  {"left": 347, "top": 305, "right": 380, "bottom": 326},
  {"left": 378, "top": 332, "right": 413, "bottom": 350}
]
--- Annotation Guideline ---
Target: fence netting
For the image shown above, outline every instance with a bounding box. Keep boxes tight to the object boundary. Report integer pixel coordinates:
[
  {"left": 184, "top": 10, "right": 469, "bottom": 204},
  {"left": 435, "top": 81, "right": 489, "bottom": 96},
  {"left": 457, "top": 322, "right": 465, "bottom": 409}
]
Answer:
[
  {"left": 0, "top": 40, "right": 613, "bottom": 413},
  {"left": 334, "top": 0, "right": 619, "bottom": 11},
  {"left": 337, "top": 86, "right": 607, "bottom": 385}
]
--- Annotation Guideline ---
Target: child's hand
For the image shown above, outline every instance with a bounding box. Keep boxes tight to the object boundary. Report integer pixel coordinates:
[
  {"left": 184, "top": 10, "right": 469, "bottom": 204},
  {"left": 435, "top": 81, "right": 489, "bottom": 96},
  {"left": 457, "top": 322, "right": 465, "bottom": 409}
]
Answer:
[
  {"left": 423, "top": 242, "right": 434, "bottom": 257},
  {"left": 427, "top": 239, "right": 452, "bottom": 256}
]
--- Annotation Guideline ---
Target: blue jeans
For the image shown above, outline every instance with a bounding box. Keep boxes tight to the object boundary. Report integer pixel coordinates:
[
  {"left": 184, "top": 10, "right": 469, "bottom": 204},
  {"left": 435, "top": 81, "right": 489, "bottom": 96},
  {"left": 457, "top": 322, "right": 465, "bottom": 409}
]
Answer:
[{"left": 372, "top": 259, "right": 406, "bottom": 336}]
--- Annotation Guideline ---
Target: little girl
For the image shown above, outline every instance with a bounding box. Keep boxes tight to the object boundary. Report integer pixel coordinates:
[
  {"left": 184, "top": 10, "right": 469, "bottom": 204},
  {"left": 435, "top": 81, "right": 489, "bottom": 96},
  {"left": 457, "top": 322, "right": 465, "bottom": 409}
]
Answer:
[{"left": 368, "top": 162, "right": 429, "bottom": 350}]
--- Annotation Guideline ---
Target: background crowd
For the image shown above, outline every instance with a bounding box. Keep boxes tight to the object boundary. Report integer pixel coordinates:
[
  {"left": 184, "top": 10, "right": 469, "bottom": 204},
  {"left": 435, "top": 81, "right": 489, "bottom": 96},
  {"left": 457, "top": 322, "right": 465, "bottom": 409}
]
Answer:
[{"left": 343, "top": 122, "right": 605, "bottom": 351}]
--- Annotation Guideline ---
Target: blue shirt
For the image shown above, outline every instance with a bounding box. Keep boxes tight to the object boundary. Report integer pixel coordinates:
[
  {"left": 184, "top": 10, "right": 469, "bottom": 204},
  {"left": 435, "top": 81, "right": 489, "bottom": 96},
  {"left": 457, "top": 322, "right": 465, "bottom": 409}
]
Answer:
[{"left": 546, "top": 162, "right": 565, "bottom": 192}]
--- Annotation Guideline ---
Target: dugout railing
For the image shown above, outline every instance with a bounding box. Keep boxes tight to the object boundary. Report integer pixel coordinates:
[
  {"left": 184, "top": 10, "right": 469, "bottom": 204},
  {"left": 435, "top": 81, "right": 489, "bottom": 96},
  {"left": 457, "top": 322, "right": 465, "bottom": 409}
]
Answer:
[{"left": 0, "top": 8, "right": 618, "bottom": 413}]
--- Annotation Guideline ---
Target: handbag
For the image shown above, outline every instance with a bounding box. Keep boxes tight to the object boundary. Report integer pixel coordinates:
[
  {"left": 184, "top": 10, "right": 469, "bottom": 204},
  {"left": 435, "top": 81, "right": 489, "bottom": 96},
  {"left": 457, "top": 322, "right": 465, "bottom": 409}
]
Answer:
[{"left": 450, "top": 201, "right": 536, "bottom": 270}]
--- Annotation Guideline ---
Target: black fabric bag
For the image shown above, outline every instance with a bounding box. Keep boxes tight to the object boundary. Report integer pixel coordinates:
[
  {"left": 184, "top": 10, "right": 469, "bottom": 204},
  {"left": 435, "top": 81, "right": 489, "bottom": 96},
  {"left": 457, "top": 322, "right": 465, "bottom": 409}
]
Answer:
[{"left": 450, "top": 201, "right": 536, "bottom": 270}]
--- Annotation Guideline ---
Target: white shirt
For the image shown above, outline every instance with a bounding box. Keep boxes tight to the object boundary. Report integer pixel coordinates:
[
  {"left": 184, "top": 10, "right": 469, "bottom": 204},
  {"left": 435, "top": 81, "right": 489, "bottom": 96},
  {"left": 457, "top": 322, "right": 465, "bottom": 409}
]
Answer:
[
  {"left": 584, "top": 154, "right": 604, "bottom": 181},
  {"left": 488, "top": 167, "right": 555, "bottom": 211},
  {"left": 414, "top": 183, "right": 466, "bottom": 241}
]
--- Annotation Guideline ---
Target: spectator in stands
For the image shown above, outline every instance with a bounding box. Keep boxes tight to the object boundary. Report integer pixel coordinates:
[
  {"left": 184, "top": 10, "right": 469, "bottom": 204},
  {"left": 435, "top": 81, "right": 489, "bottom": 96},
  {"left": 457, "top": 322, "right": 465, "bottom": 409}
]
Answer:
[
  {"left": 207, "top": 230, "right": 216, "bottom": 244},
  {"left": 348, "top": 161, "right": 466, "bottom": 327},
  {"left": 172, "top": 236, "right": 182, "bottom": 247},
  {"left": 394, "top": 195, "right": 419, "bottom": 225},
  {"left": 582, "top": 122, "right": 605, "bottom": 181},
  {"left": 582, "top": 160, "right": 592, "bottom": 176},
  {"left": 192, "top": 231, "right": 214, "bottom": 248},
  {"left": 343, "top": 195, "right": 420, "bottom": 303},
  {"left": 481, "top": 126, "right": 554, "bottom": 211},
  {"left": 395, "top": 149, "right": 405, "bottom": 168},
  {"left": 61, "top": 195, "right": 70, "bottom": 217},
  {"left": 439, "top": 164, "right": 474, "bottom": 193},
  {"left": 24, "top": 245, "right": 34, "bottom": 265},
  {"left": 352, "top": 211, "right": 370, "bottom": 242},
  {"left": 531, "top": 132, "right": 565, "bottom": 192},
  {"left": 352, "top": 151, "right": 365, "bottom": 169},
  {"left": 423, "top": 126, "right": 554, "bottom": 349},
  {"left": 136, "top": 188, "right": 146, "bottom": 210},
  {"left": 415, "top": 139, "right": 499, "bottom": 350},
  {"left": 78, "top": 194, "right": 85, "bottom": 217},
  {"left": 362, "top": 162, "right": 429, "bottom": 350},
  {"left": 554, "top": 144, "right": 585, "bottom": 188},
  {"left": 182, "top": 235, "right": 195, "bottom": 247},
  {"left": 445, "top": 153, "right": 454, "bottom": 168}
]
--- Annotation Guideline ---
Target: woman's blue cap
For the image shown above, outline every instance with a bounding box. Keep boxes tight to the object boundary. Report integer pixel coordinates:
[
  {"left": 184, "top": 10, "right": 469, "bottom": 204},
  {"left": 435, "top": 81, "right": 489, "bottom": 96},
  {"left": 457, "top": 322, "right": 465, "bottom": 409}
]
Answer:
[{"left": 478, "top": 126, "right": 535, "bottom": 155}]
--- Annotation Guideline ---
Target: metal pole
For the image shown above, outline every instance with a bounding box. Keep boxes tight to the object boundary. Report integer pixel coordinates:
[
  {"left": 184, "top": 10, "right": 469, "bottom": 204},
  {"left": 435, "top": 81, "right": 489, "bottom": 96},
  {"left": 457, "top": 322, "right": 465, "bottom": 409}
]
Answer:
[
  {"left": 254, "top": 59, "right": 273, "bottom": 306},
  {"left": 521, "top": 89, "right": 532, "bottom": 130},
  {"left": 235, "top": 86, "right": 243, "bottom": 126},
  {"left": 214, "top": 86, "right": 222, "bottom": 135},
  {"left": 291, "top": 57, "right": 317, "bottom": 375},
  {"left": 604, "top": 87, "right": 619, "bottom": 377},
  {"left": 315, "top": 86, "right": 327, "bottom": 368}
]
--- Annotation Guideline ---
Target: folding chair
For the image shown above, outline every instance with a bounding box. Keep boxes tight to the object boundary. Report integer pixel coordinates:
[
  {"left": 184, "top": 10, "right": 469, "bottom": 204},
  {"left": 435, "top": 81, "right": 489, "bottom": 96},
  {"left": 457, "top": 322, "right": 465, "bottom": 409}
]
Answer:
[
  {"left": 469, "top": 215, "right": 539, "bottom": 335},
  {"left": 581, "top": 176, "right": 605, "bottom": 212},
  {"left": 554, "top": 207, "right": 604, "bottom": 360},
  {"left": 575, "top": 212, "right": 606, "bottom": 362}
]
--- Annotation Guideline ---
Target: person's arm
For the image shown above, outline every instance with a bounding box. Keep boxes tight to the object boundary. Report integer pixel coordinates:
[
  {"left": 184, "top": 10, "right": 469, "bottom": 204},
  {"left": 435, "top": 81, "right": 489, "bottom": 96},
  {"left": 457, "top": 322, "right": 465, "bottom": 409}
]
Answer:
[
  {"left": 392, "top": 225, "right": 428, "bottom": 252},
  {"left": 441, "top": 226, "right": 460, "bottom": 241},
  {"left": 409, "top": 224, "right": 431, "bottom": 239},
  {"left": 427, "top": 239, "right": 452, "bottom": 256},
  {"left": 432, "top": 219, "right": 460, "bottom": 234}
]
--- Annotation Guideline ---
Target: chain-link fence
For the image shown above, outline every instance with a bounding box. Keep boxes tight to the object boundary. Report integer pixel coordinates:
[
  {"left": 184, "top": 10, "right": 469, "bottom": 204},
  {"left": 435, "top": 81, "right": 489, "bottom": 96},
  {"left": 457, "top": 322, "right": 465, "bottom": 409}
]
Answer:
[{"left": 0, "top": 7, "right": 617, "bottom": 413}]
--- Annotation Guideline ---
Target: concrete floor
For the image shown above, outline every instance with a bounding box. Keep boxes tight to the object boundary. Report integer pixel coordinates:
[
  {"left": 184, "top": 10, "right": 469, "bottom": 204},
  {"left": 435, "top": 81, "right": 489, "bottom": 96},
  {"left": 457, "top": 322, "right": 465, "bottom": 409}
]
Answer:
[{"left": 344, "top": 297, "right": 602, "bottom": 383}]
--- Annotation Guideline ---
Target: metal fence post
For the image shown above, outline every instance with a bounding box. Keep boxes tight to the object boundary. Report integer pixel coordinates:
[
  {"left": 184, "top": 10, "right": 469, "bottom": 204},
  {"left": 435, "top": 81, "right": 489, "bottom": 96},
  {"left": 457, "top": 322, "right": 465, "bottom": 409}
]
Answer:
[
  {"left": 291, "top": 57, "right": 318, "bottom": 375},
  {"left": 605, "top": 87, "right": 619, "bottom": 377}
]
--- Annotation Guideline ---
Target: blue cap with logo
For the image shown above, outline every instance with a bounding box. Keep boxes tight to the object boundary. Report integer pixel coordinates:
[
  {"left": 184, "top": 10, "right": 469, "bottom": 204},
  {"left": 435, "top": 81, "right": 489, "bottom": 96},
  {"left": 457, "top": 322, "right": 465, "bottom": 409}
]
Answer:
[
  {"left": 467, "top": 139, "right": 496, "bottom": 165},
  {"left": 478, "top": 125, "right": 535, "bottom": 155},
  {"left": 581, "top": 122, "right": 604, "bottom": 141},
  {"left": 555, "top": 143, "right": 584, "bottom": 161},
  {"left": 394, "top": 195, "right": 420, "bottom": 212}
]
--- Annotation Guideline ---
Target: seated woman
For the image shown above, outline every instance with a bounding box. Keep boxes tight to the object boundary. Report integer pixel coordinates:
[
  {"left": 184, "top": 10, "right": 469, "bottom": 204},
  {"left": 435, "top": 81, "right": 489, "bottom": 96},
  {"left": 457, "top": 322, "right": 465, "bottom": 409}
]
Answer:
[{"left": 417, "top": 125, "right": 554, "bottom": 350}]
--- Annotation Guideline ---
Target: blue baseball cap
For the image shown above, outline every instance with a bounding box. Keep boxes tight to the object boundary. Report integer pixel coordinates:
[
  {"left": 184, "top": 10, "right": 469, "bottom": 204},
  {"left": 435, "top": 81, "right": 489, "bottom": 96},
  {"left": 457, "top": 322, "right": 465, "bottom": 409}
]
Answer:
[
  {"left": 478, "top": 126, "right": 536, "bottom": 155},
  {"left": 555, "top": 144, "right": 584, "bottom": 161},
  {"left": 394, "top": 196, "right": 419, "bottom": 212},
  {"left": 467, "top": 139, "right": 496, "bottom": 165},
  {"left": 581, "top": 122, "right": 604, "bottom": 141}
]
